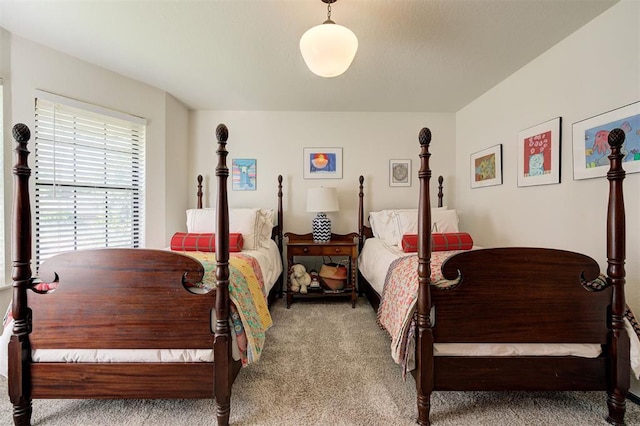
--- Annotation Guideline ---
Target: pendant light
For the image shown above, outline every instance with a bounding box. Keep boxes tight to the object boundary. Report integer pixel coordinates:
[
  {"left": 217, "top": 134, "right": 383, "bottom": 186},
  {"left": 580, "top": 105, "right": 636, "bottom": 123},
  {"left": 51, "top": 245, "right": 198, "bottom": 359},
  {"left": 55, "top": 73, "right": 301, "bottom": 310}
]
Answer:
[{"left": 299, "top": 0, "right": 358, "bottom": 78}]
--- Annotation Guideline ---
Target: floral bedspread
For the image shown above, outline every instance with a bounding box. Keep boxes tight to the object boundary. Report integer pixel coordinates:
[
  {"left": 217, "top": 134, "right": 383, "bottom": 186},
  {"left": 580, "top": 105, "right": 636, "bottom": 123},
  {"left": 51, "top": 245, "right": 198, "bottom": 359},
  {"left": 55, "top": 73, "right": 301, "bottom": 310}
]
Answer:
[{"left": 376, "top": 251, "right": 462, "bottom": 376}]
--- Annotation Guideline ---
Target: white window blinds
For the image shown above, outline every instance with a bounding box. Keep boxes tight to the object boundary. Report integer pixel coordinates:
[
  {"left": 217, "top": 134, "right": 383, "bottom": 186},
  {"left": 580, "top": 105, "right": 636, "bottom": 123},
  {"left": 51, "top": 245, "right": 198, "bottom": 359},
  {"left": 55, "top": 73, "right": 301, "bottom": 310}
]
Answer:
[{"left": 34, "top": 93, "right": 146, "bottom": 267}]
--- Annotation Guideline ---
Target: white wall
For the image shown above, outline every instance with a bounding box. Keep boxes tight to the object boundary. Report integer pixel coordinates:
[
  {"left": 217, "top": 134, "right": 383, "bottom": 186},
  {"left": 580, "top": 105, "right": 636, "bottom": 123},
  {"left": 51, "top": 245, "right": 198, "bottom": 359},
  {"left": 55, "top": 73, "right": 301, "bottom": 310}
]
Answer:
[
  {"left": 0, "top": 35, "right": 191, "bottom": 310},
  {"left": 0, "top": 28, "right": 11, "bottom": 310},
  {"left": 456, "top": 0, "right": 639, "bottom": 394},
  {"left": 189, "top": 111, "right": 456, "bottom": 235},
  {"left": 165, "top": 93, "right": 190, "bottom": 239},
  {"left": 5, "top": 35, "right": 191, "bottom": 249}
]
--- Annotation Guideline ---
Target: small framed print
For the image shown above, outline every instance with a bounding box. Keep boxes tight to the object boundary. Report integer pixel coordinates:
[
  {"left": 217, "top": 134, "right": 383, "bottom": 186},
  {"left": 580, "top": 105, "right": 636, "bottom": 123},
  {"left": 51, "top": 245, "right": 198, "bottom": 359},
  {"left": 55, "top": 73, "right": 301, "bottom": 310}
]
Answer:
[
  {"left": 303, "top": 147, "right": 343, "bottom": 179},
  {"left": 232, "top": 159, "right": 256, "bottom": 191},
  {"left": 389, "top": 159, "right": 411, "bottom": 187},
  {"left": 517, "top": 117, "right": 562, "bottom": 187},
  {"left": 470, "top": 144, "right": 503, "bottom": 189}
]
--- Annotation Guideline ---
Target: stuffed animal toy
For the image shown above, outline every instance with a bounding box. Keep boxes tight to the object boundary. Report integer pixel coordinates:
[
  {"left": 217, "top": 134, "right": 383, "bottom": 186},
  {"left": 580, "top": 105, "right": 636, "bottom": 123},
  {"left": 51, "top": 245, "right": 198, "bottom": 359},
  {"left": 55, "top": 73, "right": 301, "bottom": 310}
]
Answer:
[{"left": 290, "top": 263, "right": 311, "bottom": 294}]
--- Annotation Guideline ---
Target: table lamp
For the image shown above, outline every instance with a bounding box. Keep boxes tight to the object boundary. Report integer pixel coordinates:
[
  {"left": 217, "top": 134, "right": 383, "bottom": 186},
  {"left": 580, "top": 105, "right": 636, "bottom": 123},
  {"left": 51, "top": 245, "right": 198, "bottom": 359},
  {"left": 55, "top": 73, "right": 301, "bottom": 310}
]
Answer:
[{"left": 306, "top": 187, "right": 339, "bottom": 243}]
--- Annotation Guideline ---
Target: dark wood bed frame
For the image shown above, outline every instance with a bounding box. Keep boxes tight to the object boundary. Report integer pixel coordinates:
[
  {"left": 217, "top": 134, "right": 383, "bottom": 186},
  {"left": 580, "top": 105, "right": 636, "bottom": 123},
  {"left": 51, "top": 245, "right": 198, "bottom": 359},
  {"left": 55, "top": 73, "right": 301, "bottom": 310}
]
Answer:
[
  {"left": 358, "top": 127, "right": 630, "bottom": 425},
  {"left": 7, "top": 123, "right": 283, "bottom": 426}
]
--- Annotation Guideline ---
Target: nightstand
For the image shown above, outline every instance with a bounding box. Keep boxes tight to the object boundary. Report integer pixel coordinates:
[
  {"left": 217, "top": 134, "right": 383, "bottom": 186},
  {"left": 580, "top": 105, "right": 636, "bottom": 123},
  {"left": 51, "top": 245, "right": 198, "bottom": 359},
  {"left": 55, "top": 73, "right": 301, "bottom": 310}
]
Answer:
[{"left": 284, "top": 232, "right": 359, "bottom": 308}]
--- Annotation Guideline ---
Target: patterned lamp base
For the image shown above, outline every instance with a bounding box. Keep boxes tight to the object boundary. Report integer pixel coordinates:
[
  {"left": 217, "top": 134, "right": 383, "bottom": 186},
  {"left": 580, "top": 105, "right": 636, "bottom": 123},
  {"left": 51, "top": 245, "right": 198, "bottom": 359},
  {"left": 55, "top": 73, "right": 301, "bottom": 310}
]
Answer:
[{"left": 312, "top": 213, "right": 332, "bottom": 243}]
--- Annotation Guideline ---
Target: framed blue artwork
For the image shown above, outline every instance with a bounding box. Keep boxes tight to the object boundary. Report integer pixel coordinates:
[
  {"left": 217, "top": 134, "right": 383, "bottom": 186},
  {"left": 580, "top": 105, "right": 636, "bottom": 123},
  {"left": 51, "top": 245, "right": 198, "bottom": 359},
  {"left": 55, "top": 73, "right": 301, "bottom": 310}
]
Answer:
[{"left": 232, "top": 159, "right": 257, "bottom": 191}]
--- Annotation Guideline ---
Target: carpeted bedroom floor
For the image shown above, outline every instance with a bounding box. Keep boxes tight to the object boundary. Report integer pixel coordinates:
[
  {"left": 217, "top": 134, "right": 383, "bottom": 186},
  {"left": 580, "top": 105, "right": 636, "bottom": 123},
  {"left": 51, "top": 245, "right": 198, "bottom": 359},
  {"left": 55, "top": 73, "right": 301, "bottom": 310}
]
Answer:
[{"left": 0, "top": 297, "right": 638, "bottom": 425}]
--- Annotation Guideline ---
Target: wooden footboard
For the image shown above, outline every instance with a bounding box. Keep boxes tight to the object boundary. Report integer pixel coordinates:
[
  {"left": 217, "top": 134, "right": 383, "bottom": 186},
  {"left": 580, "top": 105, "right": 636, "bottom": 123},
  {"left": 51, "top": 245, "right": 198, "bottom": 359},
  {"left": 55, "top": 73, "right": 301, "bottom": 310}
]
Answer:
[
  {"left": 7, "top": 123, "right": 239, "bottom": 426},
  {"left": 411, "top": 127, "right": 630, "bottom": 426}
]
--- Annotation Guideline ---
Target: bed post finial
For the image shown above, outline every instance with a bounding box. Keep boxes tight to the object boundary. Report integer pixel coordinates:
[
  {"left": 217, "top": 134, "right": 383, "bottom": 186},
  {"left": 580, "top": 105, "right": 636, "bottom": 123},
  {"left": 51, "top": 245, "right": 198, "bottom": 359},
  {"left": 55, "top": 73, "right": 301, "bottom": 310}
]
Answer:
[
  {"left": 10, "top": 123, "right": 34, "bottom": 425},
  {"left": 196, "top": 175, "right": 203, "bottom": 209},
  {"left": 213, "top": 123, "right": 232, "bottom": 425},
  {"left": 419, "top": 127, "right": 431, "bottom": 147},
  {"left": 216, "top": 123, "right": 229, "bottom": 143},
  {"left": 605, "top": 127, "right": 629, "bottom": 425},
  {"left": 13, "top": 123, "right": 31, "bottom": 142},
  {"left": 608, "top": 127, "right": 625, "bottom": 148}
]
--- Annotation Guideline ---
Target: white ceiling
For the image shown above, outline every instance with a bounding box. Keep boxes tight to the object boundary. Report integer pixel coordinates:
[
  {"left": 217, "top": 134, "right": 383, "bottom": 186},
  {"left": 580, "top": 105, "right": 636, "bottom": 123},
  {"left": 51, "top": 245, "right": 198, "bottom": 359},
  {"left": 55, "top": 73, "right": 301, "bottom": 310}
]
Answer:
[{"left": 0, "top": 0, "right": 619, "bottom": 112}]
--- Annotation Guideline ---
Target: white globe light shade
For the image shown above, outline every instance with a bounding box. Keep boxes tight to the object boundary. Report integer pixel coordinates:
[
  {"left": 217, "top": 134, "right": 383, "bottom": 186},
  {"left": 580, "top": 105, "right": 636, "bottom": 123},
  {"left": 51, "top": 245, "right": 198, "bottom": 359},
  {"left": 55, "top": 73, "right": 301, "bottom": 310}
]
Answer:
[{"left": 300, "top": 22, "right": 358, "bottom": 78}]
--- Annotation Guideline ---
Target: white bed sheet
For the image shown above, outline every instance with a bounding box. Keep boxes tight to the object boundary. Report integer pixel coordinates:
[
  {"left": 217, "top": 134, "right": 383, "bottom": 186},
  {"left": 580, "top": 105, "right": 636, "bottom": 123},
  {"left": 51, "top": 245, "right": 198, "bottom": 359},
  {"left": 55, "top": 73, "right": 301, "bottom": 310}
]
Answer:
[
  {"left": 358, "top": 237, "right": 413, "bottom": 295},
  {"left": 358, "top": 237, "right": 640, "bottom": 379},
  {"left": 0, "top": 242, "right": 283, "bottom": 377}
]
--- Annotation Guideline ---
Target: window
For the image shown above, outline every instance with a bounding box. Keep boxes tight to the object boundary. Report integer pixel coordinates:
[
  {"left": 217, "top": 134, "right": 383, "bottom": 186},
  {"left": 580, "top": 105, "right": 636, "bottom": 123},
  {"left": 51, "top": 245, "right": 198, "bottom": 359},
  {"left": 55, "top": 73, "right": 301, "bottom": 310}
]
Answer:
[{"left": 34, "top": 91, "right": 146, "bottom": 267}]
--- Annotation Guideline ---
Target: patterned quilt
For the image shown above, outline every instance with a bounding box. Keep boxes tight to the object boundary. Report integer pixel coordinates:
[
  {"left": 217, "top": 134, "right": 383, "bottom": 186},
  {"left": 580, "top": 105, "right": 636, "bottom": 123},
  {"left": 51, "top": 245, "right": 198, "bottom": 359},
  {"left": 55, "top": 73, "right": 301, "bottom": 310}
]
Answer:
[
  {"left": 184, "top": 251, "right": 273, "bottom": 366},
  {"left": 376, "top": 251, "right": 462, "bottom": 376}
]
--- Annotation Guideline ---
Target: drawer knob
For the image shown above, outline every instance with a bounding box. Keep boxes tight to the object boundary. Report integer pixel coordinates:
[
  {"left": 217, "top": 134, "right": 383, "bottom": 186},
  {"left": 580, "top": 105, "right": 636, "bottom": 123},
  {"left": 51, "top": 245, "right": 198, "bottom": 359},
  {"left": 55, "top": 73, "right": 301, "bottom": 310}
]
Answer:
[
  {"left": 335, "top": 248, "right": 340, "bottom": 253},
  {"left": 303, "top": 247, "right": 308, "bottom": 253}
]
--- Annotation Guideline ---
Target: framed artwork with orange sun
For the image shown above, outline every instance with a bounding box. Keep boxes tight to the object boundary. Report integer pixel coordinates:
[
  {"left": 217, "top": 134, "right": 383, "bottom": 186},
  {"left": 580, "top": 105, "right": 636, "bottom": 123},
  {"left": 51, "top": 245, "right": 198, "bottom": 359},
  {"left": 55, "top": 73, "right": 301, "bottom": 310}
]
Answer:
[{"left": 303, "top": 147, "right": 343, "bottom": 179}]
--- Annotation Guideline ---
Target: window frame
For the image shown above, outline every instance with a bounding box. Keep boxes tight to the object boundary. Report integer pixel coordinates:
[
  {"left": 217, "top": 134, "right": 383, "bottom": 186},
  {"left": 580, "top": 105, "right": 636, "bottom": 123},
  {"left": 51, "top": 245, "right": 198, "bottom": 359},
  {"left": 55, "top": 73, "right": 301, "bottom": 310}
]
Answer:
[{"left": 33, "top": 91, "right": 146, "bottom": 268}]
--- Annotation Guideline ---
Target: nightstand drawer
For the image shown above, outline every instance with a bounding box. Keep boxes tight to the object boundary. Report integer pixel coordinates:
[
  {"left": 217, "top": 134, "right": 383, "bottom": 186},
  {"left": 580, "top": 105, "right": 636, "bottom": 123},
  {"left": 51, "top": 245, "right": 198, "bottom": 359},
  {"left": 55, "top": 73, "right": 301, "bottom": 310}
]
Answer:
[
  {"left": 288, "top": 244, "right": 353, "bottom": 257},
  {"left": 324, "top": 245, "right": 353, "bottom": 256}
]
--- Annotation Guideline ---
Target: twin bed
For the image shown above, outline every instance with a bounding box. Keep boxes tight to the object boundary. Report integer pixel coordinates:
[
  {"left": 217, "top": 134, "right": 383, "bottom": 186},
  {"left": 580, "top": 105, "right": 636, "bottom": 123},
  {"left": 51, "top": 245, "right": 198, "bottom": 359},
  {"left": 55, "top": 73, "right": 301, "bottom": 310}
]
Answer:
[
  {"left": 358, "top": 127, "right": 635, "bottom": 425},
  {"left": 5, "top": 123, "right": 283, "bottom": 426}
]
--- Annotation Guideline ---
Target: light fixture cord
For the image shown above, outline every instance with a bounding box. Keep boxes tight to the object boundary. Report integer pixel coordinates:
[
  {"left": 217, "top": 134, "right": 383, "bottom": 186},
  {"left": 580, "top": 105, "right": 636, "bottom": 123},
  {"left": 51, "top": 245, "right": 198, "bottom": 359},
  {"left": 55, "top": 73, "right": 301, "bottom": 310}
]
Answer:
[{"left": 327, "top": 2, "right": 331, "bottom": 20}]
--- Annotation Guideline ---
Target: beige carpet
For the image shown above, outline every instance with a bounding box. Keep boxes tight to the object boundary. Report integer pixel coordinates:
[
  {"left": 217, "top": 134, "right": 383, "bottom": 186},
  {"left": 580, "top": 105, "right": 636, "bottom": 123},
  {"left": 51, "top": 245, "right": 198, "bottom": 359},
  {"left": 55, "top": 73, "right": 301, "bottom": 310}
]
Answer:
[{"left": 1, "top": 298, "right": 638, "bottom": 425}]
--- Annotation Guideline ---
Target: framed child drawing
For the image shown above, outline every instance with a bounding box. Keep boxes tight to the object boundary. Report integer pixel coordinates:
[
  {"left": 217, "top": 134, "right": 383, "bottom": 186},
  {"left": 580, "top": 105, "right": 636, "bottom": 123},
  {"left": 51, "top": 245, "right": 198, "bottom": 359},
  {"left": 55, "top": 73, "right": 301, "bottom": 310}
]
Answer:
[
  {"left": 572, "top": 101, "right": 640, "bottom": 180},
  {"left": 517, "top": 117, "right": 562, "bottom": 187},
  {"left": 470, "top": 144, "right": 502, "bottom": 189},
  {"left": 232, "top": 159, "right": 257, "bottom": 191}
]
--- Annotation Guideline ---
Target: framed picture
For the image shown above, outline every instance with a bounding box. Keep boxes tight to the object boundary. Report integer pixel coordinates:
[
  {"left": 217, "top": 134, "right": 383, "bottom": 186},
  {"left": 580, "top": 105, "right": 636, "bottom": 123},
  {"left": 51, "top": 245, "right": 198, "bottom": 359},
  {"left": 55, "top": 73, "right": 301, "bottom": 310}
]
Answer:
[
  {"left": 389, "top": 159, "right": 411, "bottom": 187},
  {"left": 517, "top": 117, "right": 562, "bottom": 187},
  {"left": 303, "top": 147, "right": 343, "bottom": 179},
  {"left": 470, "top": 144, "right": 502, "bottom": 189},
  {"left": 232, "top": 159, "right": 256, "bottom": 191},
  {"left": 572, "top": 101, "right": 640, "bottom": 180}
]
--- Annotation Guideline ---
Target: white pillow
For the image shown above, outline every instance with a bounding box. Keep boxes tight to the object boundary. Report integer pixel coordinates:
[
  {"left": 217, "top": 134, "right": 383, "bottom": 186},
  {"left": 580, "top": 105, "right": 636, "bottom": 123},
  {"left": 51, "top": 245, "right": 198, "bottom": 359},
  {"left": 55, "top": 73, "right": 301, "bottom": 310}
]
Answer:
[
  {"left": 431, "top": 209, "right": 459, "bottom": 233},
  {"left": 401, "top": 209, "right": 460, "bottom": 235},
  {"left": 186, "top": 207, "right": 274, "bottom": 250},
  {"left": 368, "top": 208, "right": 460, "bottom": 246},
  {"left": 257, "top": 208, "right": 276, "bottom": 248},
  {"left": 186, "top": 208, "right": 216, "bottom": 233},
  {"left": 369, "top": 210, "right": 400, "bottom": 243}
]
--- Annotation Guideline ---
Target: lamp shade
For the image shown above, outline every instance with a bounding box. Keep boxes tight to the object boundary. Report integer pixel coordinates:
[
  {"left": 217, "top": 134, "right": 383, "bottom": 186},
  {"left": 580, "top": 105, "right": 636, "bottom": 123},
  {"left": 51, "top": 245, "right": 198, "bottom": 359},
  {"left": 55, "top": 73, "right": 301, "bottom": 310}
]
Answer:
[
  {"left": 307, "top": 187, "right": 339, "bottom": 213},
  {"left": 300, "top": 21, "right": 358, "bottom": 78}
]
